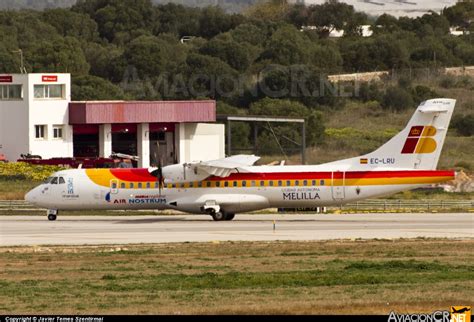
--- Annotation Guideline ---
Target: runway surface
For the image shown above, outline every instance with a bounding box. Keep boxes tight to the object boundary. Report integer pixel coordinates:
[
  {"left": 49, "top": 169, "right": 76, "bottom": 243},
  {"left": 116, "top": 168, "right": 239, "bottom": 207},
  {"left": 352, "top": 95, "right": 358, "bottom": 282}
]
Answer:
[{"left": 1, "top": 213, "right": 473, "bottom": 246}]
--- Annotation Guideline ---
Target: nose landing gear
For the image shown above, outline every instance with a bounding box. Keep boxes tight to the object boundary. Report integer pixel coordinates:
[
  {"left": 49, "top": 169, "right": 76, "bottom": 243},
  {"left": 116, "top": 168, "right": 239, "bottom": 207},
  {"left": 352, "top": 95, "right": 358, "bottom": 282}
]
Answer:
[{"left": 47, "top": 209, "right": 58, "bottom": 221}]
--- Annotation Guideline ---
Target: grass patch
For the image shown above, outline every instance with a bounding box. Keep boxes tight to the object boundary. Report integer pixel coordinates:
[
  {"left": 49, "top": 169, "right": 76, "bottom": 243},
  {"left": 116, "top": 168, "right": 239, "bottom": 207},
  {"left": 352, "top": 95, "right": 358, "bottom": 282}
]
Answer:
[{"left": 0, "top": 239, "right": 472, "bottom": 314}]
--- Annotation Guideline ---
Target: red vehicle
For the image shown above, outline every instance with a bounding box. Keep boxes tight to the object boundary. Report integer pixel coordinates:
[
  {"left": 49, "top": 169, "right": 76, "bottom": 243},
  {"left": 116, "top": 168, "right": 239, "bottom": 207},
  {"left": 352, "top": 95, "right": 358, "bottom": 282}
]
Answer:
[{"left": 17, "top": 156, "right": 119, "bottom": 168}]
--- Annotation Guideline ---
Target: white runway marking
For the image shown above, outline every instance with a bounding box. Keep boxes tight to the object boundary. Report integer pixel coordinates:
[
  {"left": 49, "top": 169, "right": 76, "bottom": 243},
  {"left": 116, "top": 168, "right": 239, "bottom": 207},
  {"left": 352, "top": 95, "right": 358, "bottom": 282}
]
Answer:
[{"left": 0, "top": 213, "right": 472, "bottom": 246}]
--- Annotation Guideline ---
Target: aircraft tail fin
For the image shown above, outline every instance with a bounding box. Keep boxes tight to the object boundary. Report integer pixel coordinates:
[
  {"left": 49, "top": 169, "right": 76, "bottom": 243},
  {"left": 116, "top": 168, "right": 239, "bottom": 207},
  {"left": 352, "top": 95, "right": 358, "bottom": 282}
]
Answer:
[{"left": 327, "top": 98, "right": 456, "bottom": 170}]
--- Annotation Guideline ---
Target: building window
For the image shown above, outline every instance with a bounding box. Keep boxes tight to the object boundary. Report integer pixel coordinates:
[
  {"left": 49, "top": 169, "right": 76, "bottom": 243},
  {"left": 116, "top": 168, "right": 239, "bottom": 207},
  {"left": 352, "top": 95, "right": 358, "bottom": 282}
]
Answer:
[
  {"left": 35, "top": 125, "right": 46, "bottom": 139},
  {"left": 53, "top": 125, "right": 63, "bottom": 139},
  {"left": 34, "top": 84, "right": 64, "bottom": 99},
  {"left": 0, "top": 85, "right": 22, "bottom": 100}
]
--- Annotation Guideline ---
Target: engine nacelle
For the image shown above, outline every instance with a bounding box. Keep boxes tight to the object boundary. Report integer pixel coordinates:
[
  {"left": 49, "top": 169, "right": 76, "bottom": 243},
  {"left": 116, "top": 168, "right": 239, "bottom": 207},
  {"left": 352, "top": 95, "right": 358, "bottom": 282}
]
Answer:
[{"left": 161, "top": 163, "right": 209, "bottom": 183}]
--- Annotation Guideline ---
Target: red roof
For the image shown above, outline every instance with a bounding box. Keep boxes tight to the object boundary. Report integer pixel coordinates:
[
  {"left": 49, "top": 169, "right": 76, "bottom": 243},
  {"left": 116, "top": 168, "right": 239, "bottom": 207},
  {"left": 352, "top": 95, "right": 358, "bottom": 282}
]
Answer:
[{"left": 68, "top": 100, "right": 216, "bottom": 124}]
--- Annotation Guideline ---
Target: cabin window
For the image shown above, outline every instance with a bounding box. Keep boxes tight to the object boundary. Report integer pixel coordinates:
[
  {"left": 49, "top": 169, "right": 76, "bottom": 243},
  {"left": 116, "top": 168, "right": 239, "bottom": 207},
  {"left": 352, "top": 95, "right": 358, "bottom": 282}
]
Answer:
[
  {"left": 233, "top": 181, "right": 238, "bottom": 187},
  {"left": 242, "top": 181, "right": 247, "bottom": 187},
  {"left": 58, "top": 177, "right": 65, "bottom": 184},
  {"left": 206, "top": 182, "right": 211, "bottom": 188},
  {"left": 286, "top": 180, "right": 291, "bottom": 186},
  {"left": 215, "top": 181, "right": 220, "bottom": 187},
  {"left": 251, "top": 181, "right": 256, "bottom": 187},
  {"left": 171, "top": 184, "right": 176, "bottom": 189},
  {"left": 155, "top": 182, "right": 159, "bottom": 188},
  {"left": 198, "top": 181, "right": 202, "bottom": 187},
  {"left": 111, "top": 182, "right": 117, "bottom": 189},
  {"left": 224, "top": 181, "right": 229, "bottom": 187},
  {"left": 303, "top": 180, "right": 308, "bottom": 186},
  {"left": 320, "top": 180, "right": 325, "bottom": 186},
  {"left": 138, "top": 182, "right": 142, "bottom": 188},
  {"left": 312, "top": 180, "right": 316, "bottom": 186},
  {"left": 278, "top": 180, "right": 282, "bottom": 186},
  {"left": 130, "top": 183, "right": 134, "bottom": 189},
  {"left": 121, "top": 183, "right": 125, "bottom": 189},
  {"left": 146, "top": 182, "right": 150, "bottom": 189},
  {"left": 295, "top": 180, "right": 299, "bottom": 186},
  {"left": 189, "top": 182, "right": 194, "bottom": 188},
  {"left": 180, "top": 183, "right": 185, "bottom": 188},
  {"left": 269, "top": 181, "right": 274, "bottom": 187},
  {"left": 260, "top": 180, "right": 265, "bottom": 186}
]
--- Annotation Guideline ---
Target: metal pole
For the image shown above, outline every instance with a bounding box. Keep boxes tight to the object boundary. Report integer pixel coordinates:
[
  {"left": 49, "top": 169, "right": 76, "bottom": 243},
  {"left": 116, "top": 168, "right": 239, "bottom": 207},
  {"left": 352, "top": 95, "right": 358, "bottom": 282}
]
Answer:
[
  {"left": 301, "top": 121, "right": 306, "bottom": 165},
  {"left": 226, "top": 119, "right": 231, "bottom": 156},
  {"left": 253, "top": 123, "right": 258, "bottom": 155}
]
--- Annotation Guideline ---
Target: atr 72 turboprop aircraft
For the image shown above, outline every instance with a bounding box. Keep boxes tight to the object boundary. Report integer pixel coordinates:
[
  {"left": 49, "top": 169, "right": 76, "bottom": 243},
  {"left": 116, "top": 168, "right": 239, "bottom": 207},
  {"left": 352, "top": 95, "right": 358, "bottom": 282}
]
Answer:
[{"left": 26, "top": 98, "right": 456, "bottom": 221}]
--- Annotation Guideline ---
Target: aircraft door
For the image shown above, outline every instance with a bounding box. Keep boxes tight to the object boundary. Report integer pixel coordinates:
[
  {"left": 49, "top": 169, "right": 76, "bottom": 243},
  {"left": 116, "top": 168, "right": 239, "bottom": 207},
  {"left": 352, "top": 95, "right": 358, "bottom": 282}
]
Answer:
[
  {"left": 331, "top": 171, "right": 345, "bottom": 200},
  {"left": 110, "top": 179, "right": 119, "bottom": 194}
]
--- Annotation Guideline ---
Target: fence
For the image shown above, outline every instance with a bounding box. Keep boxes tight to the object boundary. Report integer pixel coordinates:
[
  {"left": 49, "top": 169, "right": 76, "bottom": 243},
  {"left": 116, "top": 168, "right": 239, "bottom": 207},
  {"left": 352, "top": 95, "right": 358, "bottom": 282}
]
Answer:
[
  {"left": 1, "top": 199, "right": 471, "bottom": 213},
  {"left": 279, "top": 199, "right": 473, "bottom": 213}
]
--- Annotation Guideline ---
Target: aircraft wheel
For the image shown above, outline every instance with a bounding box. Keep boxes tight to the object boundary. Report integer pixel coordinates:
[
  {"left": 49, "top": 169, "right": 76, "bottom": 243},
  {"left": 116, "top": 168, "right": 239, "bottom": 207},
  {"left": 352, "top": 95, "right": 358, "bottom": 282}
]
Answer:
[
  {"left": 47, "top": 214, "right": 57, "bottom": 221},
  {"left": 211, "top": 211, "right": 225, "bottom": 221},
  {"left": 224, "top": 213, "right": 235, "bottom": 221}
]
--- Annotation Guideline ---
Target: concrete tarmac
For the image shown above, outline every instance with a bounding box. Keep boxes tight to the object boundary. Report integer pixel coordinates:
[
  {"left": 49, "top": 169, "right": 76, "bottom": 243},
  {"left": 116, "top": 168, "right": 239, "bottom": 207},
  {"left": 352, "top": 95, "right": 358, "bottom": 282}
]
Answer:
[{"left": 0, "top": 213, "right": 473, "bottom": 246}]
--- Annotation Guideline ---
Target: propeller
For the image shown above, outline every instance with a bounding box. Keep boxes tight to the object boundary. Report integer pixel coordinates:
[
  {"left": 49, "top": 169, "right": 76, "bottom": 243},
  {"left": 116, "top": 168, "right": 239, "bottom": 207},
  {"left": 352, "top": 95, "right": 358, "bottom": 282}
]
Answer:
[
  {"left": 151, "top": 160, "right": 164, "bottom": 195},
  {"left": 157, "top": 160, "right": 164, "bottom": 195}
]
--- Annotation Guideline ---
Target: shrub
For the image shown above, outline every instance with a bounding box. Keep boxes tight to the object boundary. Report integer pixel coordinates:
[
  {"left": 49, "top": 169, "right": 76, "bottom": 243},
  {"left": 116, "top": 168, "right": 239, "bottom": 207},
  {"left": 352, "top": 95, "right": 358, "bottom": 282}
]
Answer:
[
  {"left": 0, "top": 162, "right": 64, "bottom": 181},
  {"left": 452, "top": 114, "right": 474, "bottom": 136},
  {"left": 381, "top": 86, "right": 414, "bottom": 112}
]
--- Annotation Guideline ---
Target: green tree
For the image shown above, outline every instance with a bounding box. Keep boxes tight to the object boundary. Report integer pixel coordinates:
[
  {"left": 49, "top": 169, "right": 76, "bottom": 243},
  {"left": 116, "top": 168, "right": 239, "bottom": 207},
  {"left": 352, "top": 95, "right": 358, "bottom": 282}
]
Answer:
[
  {"left": 452, "top": 114, "right": 474, "bottom": 137},
  {"left": 72, "top": 75, "right": 126, "bottom": 100},
  {"left": 307, "top": 0, "right": 358, "bottom": 37},
  {"left": 29, "top": 37, "right": 90, "bottom": 75},
  {"left": 124, "top": 34, "right": 186, "bottom": 78},
  {"left": 156, "top": 3, "right": 201, "bottom": 37},
  {"left": 73, "top": 0, "right": 157, "bottom": 42},
  {"left": 199, "top": 6, "right": 243, "bottom": 39},
  {"left": 443, "top": 1, "right": 474, "bottom": 29},
  {"left": 381, "top": 86, "right": 414, "bottom": 112},
  {"left": 199, "top": 37, "right": 254, "bottom": 72},
  {"left": 41, "top": 8, "right": 100, "bottom": 42},
  {"left": 259, "top": 24, "right": 312, "bottom": 66}
]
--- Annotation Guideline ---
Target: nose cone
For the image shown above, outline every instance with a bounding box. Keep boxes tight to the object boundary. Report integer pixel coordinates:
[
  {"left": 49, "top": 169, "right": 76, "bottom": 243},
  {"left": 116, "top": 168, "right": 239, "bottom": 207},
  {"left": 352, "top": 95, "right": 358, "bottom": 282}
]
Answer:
[{"left": 25, "top": 188, "right": 38, "bottom": 204}]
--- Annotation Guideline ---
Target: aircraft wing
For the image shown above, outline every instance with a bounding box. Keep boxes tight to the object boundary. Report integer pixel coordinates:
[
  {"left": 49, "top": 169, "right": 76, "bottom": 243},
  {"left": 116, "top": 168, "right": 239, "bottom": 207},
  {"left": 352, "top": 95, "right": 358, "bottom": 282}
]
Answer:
[{"left": 194, "top": 154, "right": 260, "bottom": 177}]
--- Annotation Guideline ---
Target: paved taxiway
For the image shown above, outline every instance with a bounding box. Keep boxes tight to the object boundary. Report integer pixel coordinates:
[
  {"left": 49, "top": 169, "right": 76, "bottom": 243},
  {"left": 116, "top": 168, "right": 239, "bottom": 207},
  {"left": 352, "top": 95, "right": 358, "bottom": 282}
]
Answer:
[{"left": 0, "top": 213, "right": 472, "bottom": 246}]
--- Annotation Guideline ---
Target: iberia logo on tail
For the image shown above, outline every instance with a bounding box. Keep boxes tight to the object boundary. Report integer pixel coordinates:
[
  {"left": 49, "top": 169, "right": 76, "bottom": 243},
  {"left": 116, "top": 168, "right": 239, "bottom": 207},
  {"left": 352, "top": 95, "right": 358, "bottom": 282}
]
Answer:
[{"left": 401, "top": 126, "right": 437, "bottom": 154}]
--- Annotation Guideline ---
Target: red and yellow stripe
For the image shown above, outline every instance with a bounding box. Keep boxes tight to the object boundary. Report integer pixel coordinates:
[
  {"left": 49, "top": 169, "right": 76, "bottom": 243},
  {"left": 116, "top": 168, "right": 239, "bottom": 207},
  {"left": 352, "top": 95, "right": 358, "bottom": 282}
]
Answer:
[{"left": 85, "top": 169, "right": 455, "bottom": 189}]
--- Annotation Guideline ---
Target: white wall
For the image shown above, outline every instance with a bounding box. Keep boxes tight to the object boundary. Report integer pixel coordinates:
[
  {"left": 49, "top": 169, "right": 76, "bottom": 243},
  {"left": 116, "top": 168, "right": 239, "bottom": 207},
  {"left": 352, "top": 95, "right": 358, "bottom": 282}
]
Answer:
[
  {"left": 27, "top": 73, "right": 72, "bottom": 159},
  {"left": 176, "top": 123, "right": 225, "bottom": 163},
  {"left": 0, "top": 74, "right": 29, "bottom": 161},
  {"left": 0, "top": 73, "right": 72, "bottom": 161}
]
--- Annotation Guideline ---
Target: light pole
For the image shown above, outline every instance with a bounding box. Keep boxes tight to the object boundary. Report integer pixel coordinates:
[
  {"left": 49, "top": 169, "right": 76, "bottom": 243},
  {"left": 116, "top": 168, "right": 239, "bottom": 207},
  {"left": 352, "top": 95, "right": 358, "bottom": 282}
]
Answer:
[{"left": 11, "top": 49, "right": 27, "bottom": 74}]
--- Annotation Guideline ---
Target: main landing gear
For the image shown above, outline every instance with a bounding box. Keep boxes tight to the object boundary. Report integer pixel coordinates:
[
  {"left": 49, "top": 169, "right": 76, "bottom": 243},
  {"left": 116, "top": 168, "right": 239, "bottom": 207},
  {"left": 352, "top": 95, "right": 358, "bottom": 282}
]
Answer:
[
  {"left": 47, "top": 209, "right": 58, "bottom": 221},
  {"left": 209, "top": 209, "right": 235, "bottom": 221}
]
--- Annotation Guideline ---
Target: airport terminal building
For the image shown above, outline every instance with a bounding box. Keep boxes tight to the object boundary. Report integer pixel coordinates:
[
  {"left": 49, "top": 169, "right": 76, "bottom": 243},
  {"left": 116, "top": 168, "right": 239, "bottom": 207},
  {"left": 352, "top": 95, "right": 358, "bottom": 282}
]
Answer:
[{"left": 0, "top": 73, "right": 224, "bottom": 167}]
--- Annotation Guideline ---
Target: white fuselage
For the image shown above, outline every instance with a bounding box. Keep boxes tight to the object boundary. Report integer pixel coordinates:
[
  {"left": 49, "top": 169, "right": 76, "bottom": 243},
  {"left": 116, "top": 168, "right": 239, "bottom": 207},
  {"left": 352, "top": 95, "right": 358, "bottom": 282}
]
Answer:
[{"left": 25, "top": 164, "right": 454, "bottom": 215}]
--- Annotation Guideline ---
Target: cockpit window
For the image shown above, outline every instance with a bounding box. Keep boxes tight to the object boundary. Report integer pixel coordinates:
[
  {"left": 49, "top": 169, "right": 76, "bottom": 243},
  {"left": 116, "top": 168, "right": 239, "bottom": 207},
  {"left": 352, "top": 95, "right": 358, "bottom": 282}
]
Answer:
[
  {"left": 58, "top": 177, "right": 65, "bottom": 184},
  {"left": 50, "top": 177, "right": 58, "bottom": 184},
  {"left": 44, "top": 177, "right": 54, "bottom": 184}
]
